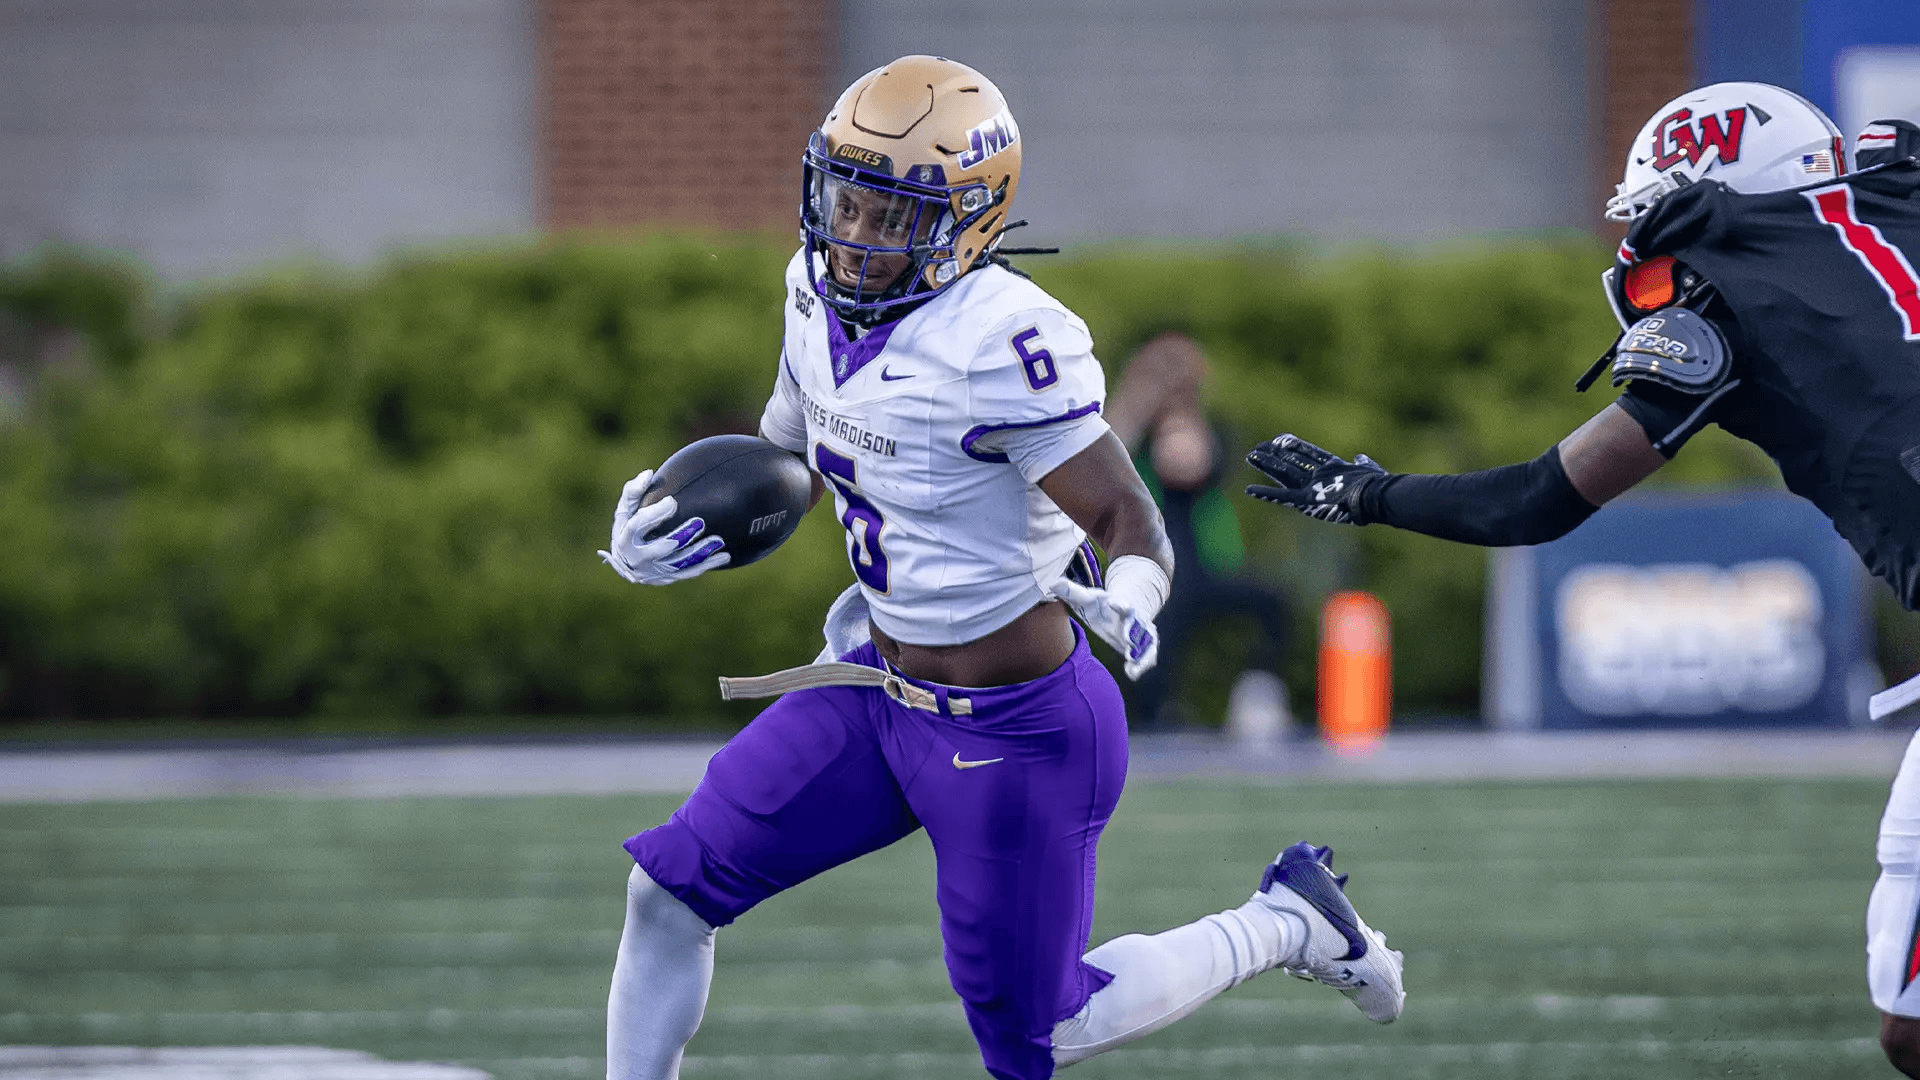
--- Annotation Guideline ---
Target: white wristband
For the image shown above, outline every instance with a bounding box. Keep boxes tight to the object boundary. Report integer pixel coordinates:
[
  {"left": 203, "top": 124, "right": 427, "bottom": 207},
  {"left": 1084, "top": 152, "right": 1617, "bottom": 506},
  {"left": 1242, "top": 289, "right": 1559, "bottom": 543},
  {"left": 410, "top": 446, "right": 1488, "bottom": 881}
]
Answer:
[{"left": 1102, "top": 554, "right": 1170, "bottom": 622}]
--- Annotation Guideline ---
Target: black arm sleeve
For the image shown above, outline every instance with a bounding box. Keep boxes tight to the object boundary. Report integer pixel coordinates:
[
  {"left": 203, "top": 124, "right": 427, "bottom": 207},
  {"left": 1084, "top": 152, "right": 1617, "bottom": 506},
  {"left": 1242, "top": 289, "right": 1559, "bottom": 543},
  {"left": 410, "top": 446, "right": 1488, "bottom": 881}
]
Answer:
[
  {"left": 1614, "top": 381, "right": 1710, "bottom": 458},
  {"left": 1355, "top": 445, "right": 1598, "bottom": 547}
]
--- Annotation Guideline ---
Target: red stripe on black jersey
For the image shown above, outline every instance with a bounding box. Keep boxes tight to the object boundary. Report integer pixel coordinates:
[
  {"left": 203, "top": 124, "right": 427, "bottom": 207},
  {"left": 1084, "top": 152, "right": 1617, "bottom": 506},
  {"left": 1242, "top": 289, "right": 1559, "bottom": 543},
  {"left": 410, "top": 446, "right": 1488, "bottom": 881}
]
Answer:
[{"left": 1806, "top": 184, "right": 1920, "bottom": 341}]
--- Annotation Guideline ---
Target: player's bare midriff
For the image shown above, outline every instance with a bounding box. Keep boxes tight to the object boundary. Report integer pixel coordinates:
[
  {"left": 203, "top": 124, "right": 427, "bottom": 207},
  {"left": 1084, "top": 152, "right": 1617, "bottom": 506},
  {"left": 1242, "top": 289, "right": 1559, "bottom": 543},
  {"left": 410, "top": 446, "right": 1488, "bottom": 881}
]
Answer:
[{"left": 868, "top": 599, "right": 1076, "bottom": 688}]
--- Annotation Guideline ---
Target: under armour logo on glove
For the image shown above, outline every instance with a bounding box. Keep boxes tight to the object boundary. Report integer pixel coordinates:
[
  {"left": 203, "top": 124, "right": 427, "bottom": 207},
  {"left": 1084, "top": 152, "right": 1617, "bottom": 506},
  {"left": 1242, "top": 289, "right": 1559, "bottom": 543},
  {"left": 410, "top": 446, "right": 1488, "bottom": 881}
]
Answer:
[{"left": 1245, "top": 435, "right": 1388, "bottom": 526}]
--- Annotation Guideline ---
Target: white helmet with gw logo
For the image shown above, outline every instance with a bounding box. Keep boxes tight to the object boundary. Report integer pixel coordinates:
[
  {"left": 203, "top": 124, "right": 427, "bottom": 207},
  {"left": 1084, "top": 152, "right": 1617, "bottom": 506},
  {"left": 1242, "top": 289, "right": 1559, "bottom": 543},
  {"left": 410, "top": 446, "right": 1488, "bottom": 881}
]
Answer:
[{"left": 1605, "top": 81, "right": 1846, "bottom": 222}]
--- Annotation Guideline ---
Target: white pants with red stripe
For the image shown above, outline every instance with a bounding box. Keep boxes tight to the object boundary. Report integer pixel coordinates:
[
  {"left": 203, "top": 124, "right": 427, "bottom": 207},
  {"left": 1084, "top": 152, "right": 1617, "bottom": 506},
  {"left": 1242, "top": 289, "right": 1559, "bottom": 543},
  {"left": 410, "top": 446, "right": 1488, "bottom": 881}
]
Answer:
[{"left": 1869, "top": 729, "right": 1920, "bottom": 1015}]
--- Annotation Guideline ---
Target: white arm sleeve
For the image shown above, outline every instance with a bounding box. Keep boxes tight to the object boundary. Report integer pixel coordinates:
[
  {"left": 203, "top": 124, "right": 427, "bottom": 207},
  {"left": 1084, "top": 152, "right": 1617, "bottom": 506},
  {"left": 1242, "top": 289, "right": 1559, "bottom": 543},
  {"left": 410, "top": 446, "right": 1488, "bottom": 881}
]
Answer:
[
  {"left": 961, "top": 306, "right": 1110, "bottom": 484},
  {"left": 757, "top": 348, "right": 809, "bottom": 453}
]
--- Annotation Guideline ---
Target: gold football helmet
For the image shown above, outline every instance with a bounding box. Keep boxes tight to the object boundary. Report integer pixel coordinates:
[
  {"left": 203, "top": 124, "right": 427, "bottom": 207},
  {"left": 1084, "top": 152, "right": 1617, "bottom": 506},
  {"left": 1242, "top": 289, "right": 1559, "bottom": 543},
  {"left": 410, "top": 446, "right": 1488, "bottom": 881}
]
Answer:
[{"left": 802, "top": 55, "right": 1023, "bottom": 318}]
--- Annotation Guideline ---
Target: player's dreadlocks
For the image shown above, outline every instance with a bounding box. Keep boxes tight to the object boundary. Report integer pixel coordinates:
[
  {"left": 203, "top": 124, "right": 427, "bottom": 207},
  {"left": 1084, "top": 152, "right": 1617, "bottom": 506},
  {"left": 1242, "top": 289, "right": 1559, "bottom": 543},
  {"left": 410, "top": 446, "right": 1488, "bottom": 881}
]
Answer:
[{"left": 986, "top": 220, "right": 1059, "bottom": 280}]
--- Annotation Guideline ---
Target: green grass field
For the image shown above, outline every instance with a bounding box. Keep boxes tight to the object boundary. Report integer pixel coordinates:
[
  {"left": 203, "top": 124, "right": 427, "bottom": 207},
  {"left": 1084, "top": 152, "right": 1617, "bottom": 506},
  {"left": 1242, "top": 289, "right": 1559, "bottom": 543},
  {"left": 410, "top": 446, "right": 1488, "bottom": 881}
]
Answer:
[{"left": 0, "top": 778, "right": 1902, "bottom": 1079}]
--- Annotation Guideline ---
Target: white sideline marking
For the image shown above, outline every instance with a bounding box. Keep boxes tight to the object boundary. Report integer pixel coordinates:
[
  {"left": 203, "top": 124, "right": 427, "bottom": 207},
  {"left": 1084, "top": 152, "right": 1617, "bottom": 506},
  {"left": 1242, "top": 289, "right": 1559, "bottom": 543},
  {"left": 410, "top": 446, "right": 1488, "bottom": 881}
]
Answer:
[
  {"left": 0, "top": 742, "right": 724, "bottom": 803},
  {"left": 0, "top": 1046, "right": 487, "bottom": 1079},
  {"left": 0, "top": 729, "right": 1910, "bottom": 803}
]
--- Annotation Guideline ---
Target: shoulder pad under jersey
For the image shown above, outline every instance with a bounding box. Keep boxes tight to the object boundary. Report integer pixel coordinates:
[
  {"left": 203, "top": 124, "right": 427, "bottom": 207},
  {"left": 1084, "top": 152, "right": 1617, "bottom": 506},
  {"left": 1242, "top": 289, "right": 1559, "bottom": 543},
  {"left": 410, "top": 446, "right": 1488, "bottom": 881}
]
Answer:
[{"left": 1610, "top": 306, "right": 1731, "bottom": 394}]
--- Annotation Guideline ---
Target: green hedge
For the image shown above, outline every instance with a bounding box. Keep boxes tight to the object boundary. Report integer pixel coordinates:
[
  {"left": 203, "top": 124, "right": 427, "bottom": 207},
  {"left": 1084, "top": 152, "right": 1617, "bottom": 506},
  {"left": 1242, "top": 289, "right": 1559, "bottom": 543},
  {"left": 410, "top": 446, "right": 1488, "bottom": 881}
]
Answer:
[{"left": 0, "top": 239, "right": 1780, "bottom": 722}]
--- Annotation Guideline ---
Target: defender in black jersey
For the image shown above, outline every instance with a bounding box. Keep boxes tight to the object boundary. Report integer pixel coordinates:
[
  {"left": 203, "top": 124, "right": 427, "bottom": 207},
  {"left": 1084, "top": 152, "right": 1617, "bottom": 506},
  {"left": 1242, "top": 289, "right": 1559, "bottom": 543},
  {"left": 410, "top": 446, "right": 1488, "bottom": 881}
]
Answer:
[
  {"left": 1244, "top": 83, "right": 1920, "bottom": 1076},
  {"left": 1247, "top": 148, "right": 1920, "bottom": 611}
]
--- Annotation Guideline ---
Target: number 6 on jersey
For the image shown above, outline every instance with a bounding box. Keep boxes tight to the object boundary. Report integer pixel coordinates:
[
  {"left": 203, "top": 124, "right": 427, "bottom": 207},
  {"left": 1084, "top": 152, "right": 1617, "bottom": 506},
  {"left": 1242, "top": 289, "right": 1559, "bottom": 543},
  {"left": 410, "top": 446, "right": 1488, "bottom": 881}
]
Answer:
[
  {"left": 814, "top": 443, "right": 890, "bottom": 593},
  {"left": 1012, "top": 327, "right": 1058, "bottom": 390}
]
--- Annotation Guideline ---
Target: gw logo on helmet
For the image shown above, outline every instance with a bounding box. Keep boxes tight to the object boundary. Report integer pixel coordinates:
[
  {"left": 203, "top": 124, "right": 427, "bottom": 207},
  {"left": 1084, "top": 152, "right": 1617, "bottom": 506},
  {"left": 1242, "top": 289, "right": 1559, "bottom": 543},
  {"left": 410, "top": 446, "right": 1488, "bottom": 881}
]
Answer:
[
  {"left": 1606, "top": 83, "right": 1844, "bottom": 222},
  {"left": 1650, "top": 106, "right": 1748, "bottom": 172}
]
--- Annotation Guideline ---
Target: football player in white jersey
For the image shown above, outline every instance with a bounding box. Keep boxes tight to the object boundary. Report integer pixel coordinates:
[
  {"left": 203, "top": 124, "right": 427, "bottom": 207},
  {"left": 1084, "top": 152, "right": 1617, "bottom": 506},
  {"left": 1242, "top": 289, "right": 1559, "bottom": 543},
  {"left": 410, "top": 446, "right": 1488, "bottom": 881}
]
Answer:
[{"left": 596, "top": 55, "right": 1404, "bottom": 1080}]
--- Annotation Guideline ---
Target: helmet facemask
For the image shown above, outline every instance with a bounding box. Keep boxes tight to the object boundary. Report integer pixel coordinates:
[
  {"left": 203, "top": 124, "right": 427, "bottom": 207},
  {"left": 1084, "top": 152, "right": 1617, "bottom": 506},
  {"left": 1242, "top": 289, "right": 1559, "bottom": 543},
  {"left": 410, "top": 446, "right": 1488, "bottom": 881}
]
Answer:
[{"left": 801, "top": 132, "right": 999, "bottom": 320}]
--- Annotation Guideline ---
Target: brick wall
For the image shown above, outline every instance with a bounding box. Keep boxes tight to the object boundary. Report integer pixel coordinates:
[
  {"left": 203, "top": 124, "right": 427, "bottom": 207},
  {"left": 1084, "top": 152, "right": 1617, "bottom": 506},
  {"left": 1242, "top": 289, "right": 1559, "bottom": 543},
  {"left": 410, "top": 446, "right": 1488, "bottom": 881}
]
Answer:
[
  {"left": 541, "top": 0, "right": 834, "bottom": 234},
  {"left": 1595, "top": 0, "right": 1695, "bottom": 233}
]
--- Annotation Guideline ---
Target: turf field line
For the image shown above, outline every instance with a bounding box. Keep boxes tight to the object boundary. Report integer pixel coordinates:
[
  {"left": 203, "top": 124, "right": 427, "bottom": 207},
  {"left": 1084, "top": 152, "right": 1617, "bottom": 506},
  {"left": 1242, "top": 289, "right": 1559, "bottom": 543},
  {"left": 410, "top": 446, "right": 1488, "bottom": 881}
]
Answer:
[
  {"left": 705, "top": 992, "right": 1865, "bottom": 1019},
  {"left": 0, "top": 1008, "right": 599, "bottom": 1039},
  {"left": 0, "top": 1046, "right": 491, "bottom": 1079},
  {"left": 463, "top": 1057, "right": 599, "bottom": 1078},
  {"left": 0, "top": 925, "right": 932, "bottom": 950},
  {"left": 0, "top": 993, "right": 1869, "bottom": 1032},
  {"left": 0, "top": 947, "right": 1867, "bottom": 990},
  {"left": 670, "top": 1036, "right": 1884, "bottom": 1073},
  {"left": 0, "top": 927, "right": 958, "bottom": 971}
]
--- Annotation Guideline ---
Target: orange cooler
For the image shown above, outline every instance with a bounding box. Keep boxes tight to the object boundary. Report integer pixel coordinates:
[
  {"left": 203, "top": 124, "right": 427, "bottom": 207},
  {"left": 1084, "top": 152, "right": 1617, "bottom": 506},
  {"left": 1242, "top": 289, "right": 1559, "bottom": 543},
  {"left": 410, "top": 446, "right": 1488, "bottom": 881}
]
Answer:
[{"left": 1318, "top": 591, "right": 1391, "bottom": 754}]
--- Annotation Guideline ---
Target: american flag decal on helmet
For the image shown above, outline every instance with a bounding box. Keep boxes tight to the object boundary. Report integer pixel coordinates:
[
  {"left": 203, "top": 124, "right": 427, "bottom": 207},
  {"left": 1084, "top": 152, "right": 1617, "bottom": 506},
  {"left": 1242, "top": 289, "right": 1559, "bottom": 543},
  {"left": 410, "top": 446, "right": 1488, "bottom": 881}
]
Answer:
[{"left": 1801, "top": 150, "right": 1835, "bottom": 174}]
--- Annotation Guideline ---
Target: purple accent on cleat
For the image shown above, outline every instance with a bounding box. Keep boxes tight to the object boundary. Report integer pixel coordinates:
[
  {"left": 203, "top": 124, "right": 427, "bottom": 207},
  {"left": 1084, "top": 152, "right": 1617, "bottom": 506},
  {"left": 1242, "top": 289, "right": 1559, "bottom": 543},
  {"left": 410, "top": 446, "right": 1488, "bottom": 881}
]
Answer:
[{"left": 1262, "top": 842, "right": 1368, "bottom": 962}]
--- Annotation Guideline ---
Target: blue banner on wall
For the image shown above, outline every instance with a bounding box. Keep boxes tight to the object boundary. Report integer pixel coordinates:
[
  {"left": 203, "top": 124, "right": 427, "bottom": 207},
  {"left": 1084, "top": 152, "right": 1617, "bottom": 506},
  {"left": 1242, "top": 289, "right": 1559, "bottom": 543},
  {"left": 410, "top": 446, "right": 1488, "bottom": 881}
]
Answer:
[
  {"left": 1518, "top": 491, "right": 1868, "bottom": 729},
  {"left": 1696, "top": 0, "right": 1920, "bottom": 147}
]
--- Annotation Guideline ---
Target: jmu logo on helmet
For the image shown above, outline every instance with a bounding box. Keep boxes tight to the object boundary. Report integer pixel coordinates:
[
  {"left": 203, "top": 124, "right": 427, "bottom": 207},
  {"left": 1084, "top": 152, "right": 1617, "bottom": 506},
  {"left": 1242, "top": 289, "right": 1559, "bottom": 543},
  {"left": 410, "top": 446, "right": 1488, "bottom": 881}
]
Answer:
[
  {"left": 956, "top": 107, "right": 1019, "bottom": 169},
  {"left": 1650, "top": 106, "right": 1747, "bottom": 173}
]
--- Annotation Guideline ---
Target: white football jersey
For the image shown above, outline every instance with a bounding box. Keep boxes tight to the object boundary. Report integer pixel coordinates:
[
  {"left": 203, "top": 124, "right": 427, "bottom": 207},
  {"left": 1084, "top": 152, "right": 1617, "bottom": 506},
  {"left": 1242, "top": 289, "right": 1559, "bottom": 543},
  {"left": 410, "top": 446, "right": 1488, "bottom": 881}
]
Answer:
[{"left": 759, "top": 249, "right": 1111, "bottom": 646}]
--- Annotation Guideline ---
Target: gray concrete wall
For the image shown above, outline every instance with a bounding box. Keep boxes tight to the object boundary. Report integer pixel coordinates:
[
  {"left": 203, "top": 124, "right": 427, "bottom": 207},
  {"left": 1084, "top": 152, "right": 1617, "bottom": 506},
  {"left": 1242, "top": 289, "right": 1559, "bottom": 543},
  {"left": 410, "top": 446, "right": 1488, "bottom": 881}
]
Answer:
[
  {"left": 0, "top": 0, "right": 1591, "bottom": 279},
  {"left": 840, "top": 0, "right": 1593, "bottom": 246},
  {"left": 0, "top": 0, "right": 536, "bottom": 279}
]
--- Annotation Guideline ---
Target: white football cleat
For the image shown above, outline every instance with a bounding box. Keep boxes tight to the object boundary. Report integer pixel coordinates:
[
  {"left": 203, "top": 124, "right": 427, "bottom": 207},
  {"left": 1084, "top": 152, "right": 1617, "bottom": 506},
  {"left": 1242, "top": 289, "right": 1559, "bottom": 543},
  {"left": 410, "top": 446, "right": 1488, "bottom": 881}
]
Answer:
[{"left": 1252, "top": 841, "right": 1405, "bottom": 1023}]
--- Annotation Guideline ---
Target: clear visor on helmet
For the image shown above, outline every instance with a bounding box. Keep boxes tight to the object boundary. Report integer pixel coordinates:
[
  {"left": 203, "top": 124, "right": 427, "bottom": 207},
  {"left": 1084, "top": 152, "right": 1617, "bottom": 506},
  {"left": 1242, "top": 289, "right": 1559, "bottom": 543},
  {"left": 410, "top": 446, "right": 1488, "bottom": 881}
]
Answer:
[{"left": 804, "top": 171, "right": 955, "bottom": 305}]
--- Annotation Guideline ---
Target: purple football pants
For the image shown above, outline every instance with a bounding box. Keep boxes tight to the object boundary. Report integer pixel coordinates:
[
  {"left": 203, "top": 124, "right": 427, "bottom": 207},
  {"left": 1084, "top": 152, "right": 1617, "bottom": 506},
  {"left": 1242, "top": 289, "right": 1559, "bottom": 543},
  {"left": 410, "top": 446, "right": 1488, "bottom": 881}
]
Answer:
[{"left": 625, "top": 624, "right": 1129, "bottom": 1080}]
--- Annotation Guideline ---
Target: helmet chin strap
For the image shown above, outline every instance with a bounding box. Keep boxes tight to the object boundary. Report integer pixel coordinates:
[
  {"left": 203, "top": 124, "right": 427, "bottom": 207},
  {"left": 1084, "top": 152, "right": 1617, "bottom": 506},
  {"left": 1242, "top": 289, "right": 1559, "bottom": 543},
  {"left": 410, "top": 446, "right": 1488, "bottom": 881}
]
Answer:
[{"left": 822, "top": 259, "right": 923, "bottom": 328}]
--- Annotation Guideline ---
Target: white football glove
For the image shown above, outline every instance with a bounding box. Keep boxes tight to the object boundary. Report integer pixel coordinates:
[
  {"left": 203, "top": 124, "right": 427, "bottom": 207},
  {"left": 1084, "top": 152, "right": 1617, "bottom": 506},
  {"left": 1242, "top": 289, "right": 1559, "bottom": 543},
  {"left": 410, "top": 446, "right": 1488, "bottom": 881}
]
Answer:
[
  {"left": 813, "top": 582, "right": 873, "bottom": 663},
  {"left": 596, "top": 469, "right": 731, "bottom": 585},
  {"left": 1049, "top": 554, "right": 1170, "bottom": 681}
]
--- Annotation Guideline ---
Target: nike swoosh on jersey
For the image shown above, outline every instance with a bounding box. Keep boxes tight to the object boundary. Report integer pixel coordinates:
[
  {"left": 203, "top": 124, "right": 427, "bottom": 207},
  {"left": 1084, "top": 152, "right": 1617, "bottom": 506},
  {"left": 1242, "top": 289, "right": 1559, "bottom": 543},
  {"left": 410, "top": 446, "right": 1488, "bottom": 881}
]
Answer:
[
  {"left": 879, "top": 366, "right": 913, "bottom": 381},
  {"left": 952, "top": 753, "right": 1004, "bottom": 770}
]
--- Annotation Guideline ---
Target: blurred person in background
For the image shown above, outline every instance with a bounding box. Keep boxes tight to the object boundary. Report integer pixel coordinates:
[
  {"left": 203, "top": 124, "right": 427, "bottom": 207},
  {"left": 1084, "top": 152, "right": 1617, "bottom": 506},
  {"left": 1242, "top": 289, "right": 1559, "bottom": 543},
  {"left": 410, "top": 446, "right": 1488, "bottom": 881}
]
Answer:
[
  {"left": 595, "top": 55, "right": 1402, "bottom": 1080},
  {"left": 1106, "top": 332, "right": 1291, "bottom": 732},
  {"left": 1242, "top": 84, "right": 1920, "bottom": 1076}
]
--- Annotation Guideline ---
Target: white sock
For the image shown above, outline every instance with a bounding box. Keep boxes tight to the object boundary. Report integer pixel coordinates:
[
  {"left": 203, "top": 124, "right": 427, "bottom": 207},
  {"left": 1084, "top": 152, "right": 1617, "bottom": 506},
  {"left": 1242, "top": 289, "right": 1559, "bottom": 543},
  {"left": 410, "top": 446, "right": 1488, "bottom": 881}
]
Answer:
[
  {"left": 607, "top": 865, "right": 717, "bottom": 1080},
  {"left": 1052, "top": 899, "right": 1307, "bottom": 1067}
]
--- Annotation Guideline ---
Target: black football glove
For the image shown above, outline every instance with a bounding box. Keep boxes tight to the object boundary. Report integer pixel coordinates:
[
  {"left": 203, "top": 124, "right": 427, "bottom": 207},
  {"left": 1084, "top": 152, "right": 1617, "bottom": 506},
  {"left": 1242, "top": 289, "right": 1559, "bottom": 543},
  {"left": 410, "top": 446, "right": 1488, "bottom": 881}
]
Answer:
[{"left": 1245, "top": 434, "right": 1388, "bottom": 525}]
